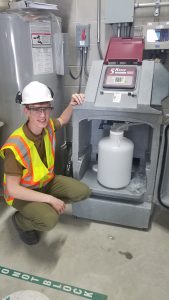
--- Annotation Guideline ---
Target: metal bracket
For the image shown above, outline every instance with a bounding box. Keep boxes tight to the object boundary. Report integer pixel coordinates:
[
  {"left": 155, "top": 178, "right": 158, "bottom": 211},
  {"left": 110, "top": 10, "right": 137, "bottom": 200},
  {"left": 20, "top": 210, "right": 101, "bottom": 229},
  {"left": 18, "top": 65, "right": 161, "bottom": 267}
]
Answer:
[{"left": 154, "top": 0, "right": 160, "bottom": 17}]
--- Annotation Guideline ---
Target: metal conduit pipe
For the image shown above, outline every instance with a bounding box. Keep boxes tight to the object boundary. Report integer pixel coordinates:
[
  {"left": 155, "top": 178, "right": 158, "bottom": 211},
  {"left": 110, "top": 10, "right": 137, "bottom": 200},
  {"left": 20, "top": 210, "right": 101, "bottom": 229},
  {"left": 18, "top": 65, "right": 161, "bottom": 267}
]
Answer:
[
  {"left": 97, "top": 0, "right": 103, "bottom": 59},
  {"left": 117, "top": 23, "right": 122, "bottom": 38},
  {"left": 135, "top": 2, "right": 169, "bottom": 8}
]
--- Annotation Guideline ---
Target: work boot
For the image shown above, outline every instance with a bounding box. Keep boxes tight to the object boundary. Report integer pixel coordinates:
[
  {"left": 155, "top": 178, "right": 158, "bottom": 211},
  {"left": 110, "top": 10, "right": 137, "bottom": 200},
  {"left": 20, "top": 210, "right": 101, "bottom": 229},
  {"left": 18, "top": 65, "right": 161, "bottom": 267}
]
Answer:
[{"left": 12, "top": 212, "right": 40, "bottom": 245}]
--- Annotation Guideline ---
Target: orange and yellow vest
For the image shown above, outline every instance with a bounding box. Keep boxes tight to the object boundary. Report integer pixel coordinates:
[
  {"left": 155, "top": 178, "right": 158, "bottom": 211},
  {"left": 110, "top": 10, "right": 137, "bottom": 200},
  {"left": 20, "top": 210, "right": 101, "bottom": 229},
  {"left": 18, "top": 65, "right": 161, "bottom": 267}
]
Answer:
[{"left": 0, "top": 118, "right": 56, "bottom": 205}]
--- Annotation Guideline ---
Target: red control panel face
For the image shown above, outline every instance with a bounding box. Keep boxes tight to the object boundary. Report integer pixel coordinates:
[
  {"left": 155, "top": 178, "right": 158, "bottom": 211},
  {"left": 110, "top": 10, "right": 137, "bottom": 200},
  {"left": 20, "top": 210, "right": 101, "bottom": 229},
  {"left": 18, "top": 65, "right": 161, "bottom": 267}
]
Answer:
[{"left": 103, "top": 66, "right": 137, "bottom": 89}]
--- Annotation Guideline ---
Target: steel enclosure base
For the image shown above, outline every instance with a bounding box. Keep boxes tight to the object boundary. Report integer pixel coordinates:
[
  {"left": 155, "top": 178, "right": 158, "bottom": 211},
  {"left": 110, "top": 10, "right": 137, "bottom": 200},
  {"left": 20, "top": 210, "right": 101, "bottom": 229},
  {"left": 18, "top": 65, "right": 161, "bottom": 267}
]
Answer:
[{"left": 72, "top": 198, "right": 152, "bottom": 229}]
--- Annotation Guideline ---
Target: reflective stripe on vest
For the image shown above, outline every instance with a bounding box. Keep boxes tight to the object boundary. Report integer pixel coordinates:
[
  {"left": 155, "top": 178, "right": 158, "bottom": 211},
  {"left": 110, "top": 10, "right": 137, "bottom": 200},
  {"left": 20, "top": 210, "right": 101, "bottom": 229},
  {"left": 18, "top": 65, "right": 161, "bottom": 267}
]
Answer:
[{"left": 0, "top": 119, "right": 56, "bottom": 205}]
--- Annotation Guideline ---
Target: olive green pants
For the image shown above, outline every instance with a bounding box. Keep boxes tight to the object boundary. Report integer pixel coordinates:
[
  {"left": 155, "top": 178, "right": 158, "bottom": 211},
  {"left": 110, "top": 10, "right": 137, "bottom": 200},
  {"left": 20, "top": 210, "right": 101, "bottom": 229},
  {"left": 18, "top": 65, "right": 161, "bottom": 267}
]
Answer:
[{"left": 12, "top": 175, "right": 91, "bottom": 232}]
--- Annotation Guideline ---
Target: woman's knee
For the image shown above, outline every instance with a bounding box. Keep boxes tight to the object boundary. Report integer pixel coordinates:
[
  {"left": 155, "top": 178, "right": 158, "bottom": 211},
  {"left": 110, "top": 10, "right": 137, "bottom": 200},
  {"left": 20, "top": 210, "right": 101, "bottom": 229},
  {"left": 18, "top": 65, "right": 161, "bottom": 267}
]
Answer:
[
  {"left": 41, "top": 212, "right": 59, "bottom": 231},
  {"left": 22, "top": 202, "right": 59, "bottom": 231},
  {"left": 68, "top": 182, "right": 91, "bottom": 202}
]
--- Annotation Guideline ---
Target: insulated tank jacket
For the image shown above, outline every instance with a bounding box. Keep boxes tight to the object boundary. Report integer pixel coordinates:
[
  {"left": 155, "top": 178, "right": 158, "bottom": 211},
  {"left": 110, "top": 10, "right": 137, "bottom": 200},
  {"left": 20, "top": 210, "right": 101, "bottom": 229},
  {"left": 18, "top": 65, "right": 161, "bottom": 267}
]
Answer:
[{"left": 0, "top": 118, "right": 56, "bottom": 205}]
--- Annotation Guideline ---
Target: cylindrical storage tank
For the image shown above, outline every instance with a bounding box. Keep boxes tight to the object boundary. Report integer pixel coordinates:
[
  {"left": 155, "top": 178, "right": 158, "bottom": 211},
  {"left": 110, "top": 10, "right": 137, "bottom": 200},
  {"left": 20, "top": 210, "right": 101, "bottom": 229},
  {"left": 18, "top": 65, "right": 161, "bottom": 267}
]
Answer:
[{"left": 97, "top": 130, "right": 134, "bottom": 188}]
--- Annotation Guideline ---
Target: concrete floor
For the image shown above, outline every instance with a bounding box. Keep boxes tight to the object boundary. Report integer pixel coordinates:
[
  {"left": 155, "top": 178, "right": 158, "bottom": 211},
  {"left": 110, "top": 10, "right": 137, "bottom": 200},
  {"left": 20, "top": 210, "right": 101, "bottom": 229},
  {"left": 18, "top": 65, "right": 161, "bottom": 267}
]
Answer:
[{"left": 0, "top": 200, "right": 169, "bottom": 300}]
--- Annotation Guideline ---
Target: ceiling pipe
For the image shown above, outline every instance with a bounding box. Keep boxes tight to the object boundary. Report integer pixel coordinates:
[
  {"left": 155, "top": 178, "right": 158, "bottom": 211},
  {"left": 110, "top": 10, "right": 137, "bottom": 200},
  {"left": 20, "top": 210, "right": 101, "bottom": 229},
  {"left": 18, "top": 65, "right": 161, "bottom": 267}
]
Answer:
[{"left": 135, "top": 1, "right": 169, "bottom": 8}]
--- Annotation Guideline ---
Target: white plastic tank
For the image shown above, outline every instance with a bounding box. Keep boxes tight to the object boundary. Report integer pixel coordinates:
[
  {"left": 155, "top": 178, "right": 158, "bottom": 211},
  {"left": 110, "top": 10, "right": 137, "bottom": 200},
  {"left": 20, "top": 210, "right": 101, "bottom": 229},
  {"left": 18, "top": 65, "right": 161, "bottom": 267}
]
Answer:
[{"left": 97, "top": 129, "right": 134, "bottom": 188}]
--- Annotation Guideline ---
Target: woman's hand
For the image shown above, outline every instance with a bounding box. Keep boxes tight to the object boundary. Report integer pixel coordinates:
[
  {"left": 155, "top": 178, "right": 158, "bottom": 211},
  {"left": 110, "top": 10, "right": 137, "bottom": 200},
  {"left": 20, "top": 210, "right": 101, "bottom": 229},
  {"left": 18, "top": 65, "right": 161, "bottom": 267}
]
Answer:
[
  {"left": 48, "top": 196, "right": 66, "bottom": 215},
  {"left": 70, "top": 93, "right": 85, "bottom": 106}
]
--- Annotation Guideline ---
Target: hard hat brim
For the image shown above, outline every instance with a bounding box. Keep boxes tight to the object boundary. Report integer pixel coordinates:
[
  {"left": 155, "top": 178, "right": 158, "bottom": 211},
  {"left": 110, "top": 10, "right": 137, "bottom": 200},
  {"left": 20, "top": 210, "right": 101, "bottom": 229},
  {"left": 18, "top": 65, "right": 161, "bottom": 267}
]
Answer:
[{"left": 21, "top": 97, "right": 53, "bottom": 105}]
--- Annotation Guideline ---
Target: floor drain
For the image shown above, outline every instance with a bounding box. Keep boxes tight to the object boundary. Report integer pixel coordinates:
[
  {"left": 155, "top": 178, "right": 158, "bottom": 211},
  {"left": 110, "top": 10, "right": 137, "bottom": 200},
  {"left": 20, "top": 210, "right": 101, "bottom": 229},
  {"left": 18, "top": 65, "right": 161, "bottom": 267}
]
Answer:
[{"left": 2, "top": 290, "right": 50, "bottom": 300}]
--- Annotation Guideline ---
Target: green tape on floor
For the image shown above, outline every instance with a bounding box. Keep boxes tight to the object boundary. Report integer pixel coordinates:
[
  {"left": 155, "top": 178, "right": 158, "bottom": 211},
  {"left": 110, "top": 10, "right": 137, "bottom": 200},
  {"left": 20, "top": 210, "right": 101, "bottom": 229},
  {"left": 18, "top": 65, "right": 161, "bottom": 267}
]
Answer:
[{"left": 0, "top": 265, "right": 108, "bottom": 300}]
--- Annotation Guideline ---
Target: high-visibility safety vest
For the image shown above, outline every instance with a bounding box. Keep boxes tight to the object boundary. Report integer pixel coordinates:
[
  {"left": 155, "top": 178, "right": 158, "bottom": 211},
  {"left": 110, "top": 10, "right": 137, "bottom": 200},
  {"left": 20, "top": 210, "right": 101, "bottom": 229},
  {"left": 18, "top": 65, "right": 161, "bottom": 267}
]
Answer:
[{"left": 0, "top": 118, "right": 56, "bottom": 205}]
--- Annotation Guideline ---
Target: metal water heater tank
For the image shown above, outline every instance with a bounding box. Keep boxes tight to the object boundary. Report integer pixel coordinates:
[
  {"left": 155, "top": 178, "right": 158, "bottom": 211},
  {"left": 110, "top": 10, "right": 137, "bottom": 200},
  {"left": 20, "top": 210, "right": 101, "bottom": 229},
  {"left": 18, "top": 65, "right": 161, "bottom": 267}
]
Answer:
[{"left": 97, "top": 130, "right": 134, "bottom": 188}]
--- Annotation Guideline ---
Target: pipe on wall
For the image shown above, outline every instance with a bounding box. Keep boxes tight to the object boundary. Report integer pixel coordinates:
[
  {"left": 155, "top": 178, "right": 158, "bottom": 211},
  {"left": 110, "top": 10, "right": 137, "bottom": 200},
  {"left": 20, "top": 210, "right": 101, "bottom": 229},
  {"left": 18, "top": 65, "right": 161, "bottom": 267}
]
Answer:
[
  {"left": 135, "top": 1, "right": 169, "bottom": 8},
  {"left": 97, "top": 0, "right": 103, "bottom": 59}
]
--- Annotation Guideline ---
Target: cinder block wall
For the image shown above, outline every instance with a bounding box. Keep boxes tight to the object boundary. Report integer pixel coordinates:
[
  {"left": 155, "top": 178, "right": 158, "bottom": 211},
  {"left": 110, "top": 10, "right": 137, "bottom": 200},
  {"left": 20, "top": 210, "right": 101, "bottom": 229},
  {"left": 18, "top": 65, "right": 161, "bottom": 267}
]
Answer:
[
  {"left": 57, "top": 0, "right": 110, "bottom": 139},
  {"left": 59, "top": 0, "right": 108, "bottom": 105}
]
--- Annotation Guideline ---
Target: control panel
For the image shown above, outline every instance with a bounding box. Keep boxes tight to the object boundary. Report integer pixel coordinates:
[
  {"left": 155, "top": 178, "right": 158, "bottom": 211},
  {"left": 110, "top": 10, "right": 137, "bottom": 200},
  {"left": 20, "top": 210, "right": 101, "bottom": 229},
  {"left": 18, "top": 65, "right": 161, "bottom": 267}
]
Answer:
[
  {"left": 144, "top": 22, "right": 169, "bottom": 49},
  {"left": 93, "top": 64, "right": 140, "bottom": 109},
  {"left": 103, "top": 66, "right": 137, "bottom": 89}
]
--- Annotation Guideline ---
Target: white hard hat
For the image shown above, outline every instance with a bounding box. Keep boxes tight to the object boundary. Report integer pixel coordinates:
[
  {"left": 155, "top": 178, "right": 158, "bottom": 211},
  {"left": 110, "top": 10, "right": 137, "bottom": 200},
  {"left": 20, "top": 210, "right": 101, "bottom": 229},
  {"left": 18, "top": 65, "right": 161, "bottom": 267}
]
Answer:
[{"left": 21, "top": 81, "right": 53, "bottom": 105}]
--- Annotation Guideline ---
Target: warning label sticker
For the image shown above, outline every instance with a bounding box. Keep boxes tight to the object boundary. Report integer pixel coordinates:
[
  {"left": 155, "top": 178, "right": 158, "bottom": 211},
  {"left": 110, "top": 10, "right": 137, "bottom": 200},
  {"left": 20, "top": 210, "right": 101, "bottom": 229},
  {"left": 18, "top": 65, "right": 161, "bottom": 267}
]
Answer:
[
  {"left": 31, "top": 32, "right": 51, "bottom": 48},
  {"left": 30, "top": 21, "right": 53, "bottom": 75}
]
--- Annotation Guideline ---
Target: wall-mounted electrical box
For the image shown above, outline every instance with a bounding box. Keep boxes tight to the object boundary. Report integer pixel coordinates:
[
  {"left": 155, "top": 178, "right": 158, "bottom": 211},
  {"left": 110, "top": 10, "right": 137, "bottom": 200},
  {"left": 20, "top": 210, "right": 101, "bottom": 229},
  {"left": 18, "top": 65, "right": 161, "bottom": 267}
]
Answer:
[
  {"left": 105, "top": 0, "right": 134, "bottom": 24},
  {"left": 144, "top": 22, "right": 169, "bottom": 50},
  {"left": 76, "top": 24, "right": 90, "bottom": 48}
]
